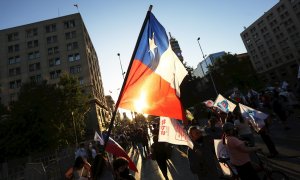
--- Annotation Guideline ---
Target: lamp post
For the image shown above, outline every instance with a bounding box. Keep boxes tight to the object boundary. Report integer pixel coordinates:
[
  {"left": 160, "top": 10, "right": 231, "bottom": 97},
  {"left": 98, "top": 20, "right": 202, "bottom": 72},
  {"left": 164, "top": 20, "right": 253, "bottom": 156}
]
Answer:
[
  {"left": 197, "top": 37, "right": 218, "bottom": 95},
  {"left": 117, "top": 53, "right": 125, "bottom": 79},
  {"left": 71, "top": 111, "right": 78, "bottom": 146},
  {"left": 116, "top": 53, "right": 135, "bottom": 122}
]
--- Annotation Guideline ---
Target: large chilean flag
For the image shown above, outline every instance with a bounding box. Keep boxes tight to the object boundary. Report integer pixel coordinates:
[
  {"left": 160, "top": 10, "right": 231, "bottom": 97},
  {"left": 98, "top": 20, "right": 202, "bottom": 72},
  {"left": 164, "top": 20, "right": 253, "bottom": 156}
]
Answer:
[{"left": 118, "top": 11, "right": 188, "bottom": 120}]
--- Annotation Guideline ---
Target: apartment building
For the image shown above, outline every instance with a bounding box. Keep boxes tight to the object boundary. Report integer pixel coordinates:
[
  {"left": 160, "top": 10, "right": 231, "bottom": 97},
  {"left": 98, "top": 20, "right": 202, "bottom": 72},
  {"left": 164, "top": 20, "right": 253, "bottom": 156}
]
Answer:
[
  {"left": 0, "top": 13, "right": 108, "bottom": 136},
  {"left": 241, "top": 0, "right": 300, "bottom": 87}
]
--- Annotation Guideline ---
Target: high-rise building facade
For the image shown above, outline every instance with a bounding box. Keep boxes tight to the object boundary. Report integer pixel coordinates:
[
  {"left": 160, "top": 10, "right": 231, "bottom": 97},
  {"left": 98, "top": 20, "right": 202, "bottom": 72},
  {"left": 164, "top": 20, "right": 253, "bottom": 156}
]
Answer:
[
  {"left": 241, "top": 0, "right": 300, "bottom": 86},
  {"left": 193, "top": 51, "right": 226, "bottom": 78},
  {"left": 169, "top": 32, "right": 184, "bottom": 62},
  {"left": 0, "top": 13, "right": 108, "bottom": 136}
]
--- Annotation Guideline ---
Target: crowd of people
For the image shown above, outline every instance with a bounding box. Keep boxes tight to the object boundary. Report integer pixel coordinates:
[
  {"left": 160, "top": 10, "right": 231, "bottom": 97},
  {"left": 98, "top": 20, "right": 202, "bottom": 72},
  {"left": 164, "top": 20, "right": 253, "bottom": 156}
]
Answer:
[
  {"left": 65, "top": 82, "right": 297, "bottom": 180},
  {"left": 186, "top": 83, "right": 297, "bottom": 180}
]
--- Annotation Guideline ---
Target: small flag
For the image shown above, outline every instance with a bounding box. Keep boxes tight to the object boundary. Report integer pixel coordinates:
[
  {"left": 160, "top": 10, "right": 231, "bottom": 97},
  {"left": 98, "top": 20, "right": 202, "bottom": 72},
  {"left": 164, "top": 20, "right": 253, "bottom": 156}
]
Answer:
[
  {"left": 214, "top": 139, "right": 232, "bottom": 176},
  {"left": 213, "top": 94, "right": 236, "bottom": 113},
  {"left": 94, "top": 132, "right": 138, "bottom": 172},
  {"left": 239, "top": 104, "right": 268, "bottom": 132},
  {"left": 158, "top": 117, "right": 193, "bottom": 149},
  {"left": 74, "top": 4, "right": 78, "bottom": 8}
]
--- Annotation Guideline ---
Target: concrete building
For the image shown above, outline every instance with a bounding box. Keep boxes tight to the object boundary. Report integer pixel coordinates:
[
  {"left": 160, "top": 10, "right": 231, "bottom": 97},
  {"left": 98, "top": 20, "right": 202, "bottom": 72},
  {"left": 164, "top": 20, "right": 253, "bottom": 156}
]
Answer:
[
  {"left": 0, "top": 13, "right": 108, "bottom": 136},
  {"left": 169, "top": 32, "right": 184, "bottom": 62},
  {"left": 193, "top": 51, "right": 226, "bottom": 78},
  {"left": 241, "top": 0, "right": 300, "bottom": 87}
]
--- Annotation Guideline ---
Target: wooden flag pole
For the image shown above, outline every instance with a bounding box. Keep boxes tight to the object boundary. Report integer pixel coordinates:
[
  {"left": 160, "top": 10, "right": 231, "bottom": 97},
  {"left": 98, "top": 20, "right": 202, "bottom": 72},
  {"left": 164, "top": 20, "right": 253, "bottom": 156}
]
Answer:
[{"left": 103, "top": 5, "right": 153, "bottom": 151}]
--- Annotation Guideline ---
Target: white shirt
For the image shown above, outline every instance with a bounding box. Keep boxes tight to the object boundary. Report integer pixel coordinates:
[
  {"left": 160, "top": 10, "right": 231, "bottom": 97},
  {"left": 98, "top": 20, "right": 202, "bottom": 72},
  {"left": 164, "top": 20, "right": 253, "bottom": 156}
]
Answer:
[{"left": 234, "top": 119, "right": 252, "bottom": 135}]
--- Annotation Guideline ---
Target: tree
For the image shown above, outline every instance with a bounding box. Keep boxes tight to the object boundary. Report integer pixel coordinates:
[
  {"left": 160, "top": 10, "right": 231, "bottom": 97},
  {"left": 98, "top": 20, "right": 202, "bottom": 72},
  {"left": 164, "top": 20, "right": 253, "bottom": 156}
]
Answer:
[
  {"left": 208, "top": 53, "right": 263, "bottom": 94},
  {"left": 0, "top": 74, "right": 90, "bottom": 160}
]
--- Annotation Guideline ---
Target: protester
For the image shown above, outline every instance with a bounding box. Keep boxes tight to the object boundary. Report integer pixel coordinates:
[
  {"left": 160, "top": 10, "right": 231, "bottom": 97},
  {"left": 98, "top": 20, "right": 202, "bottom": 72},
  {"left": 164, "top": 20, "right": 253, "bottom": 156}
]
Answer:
[
  {"left": 258, "top": 117, "right": 279, "bottom": 158},
  {"left": 187, "top": 126, "right": 220, "bottom": 180},
  {"left": 87, "top": 142, "right": 97, "bottom": 164},
  {"left": 222, "top": 122, "right": 261, "bottom": 180},
  {"left": 230, "top": 88, "right": 248, "bottom": 105},
  {"left": 234, "top": 113, "right": 255, "bottom": 146},
  {"left": 150, "top": 135, "right": 170, "bottom": 180},
  {"left": 113, "top": 157, "right": 135, "bottom": 180},
  {"left": 65, "top": 156, "right": 91, "bottom": 180},
  {"left": 136, "top": 128, "right": 146, "bottom": 159},
  {"left": 272, "top": 92, "right": 290, "bottom": 130},
  {"left": 91, "top": 153, "right": 114, "bottom": 180},
  {"left": 204, "top": 118, "right": 223, "bottom": 140},
  {"left": 75, "top": 142, "right": 88, "bottom": 160},
  {"left": 142, "top": 125, "right": 150, "bottom": 157}
]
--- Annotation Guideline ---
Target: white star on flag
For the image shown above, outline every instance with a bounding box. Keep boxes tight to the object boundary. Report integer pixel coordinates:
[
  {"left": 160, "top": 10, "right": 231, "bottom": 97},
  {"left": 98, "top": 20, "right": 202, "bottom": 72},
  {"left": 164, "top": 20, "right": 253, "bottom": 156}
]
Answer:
[{"left": 149, "top": 32, "right": 157, "bottom": 56}]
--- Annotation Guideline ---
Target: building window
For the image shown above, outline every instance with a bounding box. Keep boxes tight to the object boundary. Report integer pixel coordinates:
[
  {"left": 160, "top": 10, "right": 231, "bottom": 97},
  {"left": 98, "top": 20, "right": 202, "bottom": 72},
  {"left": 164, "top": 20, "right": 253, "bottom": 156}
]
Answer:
[
  {"left": 68, "top": 53, "right": 80, "bottom": 62},
  {"left": 50, "top": 70, "right": 61, "bottom": 79},
  {"left": 67, "top": 42, "right": 78, "bottom": 51},
  {"left": 8, "top": 44, "right": 20, "bottom": 53},
  {"left": 9, "top": 80, "right": 21, "bottom": 89},
  {"left": 28, "top": 51, "right": 40, "bottom": 60},
  {"left": 48, "top": 46, "right": 59, "bottom": 55},
  {"left": 65, "top": 31, "right": 76, "bottom": 39},
  {"left": 8, "top": 56, "right": 21, "bottom": 64},
  {"left": 10, "top": 93, "right": 16, "bottom": 102},
  {"left": 30, "top": 74, "right": 42, "bottom": 83},
  {"left": 45, "top": 24, "right": 56, "bottom": 33},
  {"left": 46, "top": 35, "right": 58, "bottom": 44},
  {"left": 64, "top": 20, "right": 76, "bottom": 29},
  {"left": 27, "top": 40, "right": 39, "bottom": 48},
  {"left": 8, "top": 67, "right": 21, "bottom": 76},
  {"left": 70, "top": 65, "right": 81, "bottom": 74},
  {"left": 78, "top": 77, "right": 84, "bottom": 85},
  {"left": 26, "top": 28, "right": 38, "bottom": 38},
  {"left": 49, "top": 57, "right": 61, "bottom": 67},
  {"left": 29, "top": 62, "right": 41, "bottom": 72},
  {"left": 7, "top": 32, "right": 19, "bottom": 42}
]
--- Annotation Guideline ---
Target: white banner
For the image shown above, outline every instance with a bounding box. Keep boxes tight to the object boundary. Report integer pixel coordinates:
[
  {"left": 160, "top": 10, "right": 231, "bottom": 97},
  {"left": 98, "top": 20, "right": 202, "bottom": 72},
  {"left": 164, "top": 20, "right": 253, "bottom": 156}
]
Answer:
[
  {"left": 213, "top": 94, "right": 236, "bottom": 113},
  {"left": 159, "top": 117, "right": 193, "bottom": 149},
  {"left": 239, "top": 103, "right": 268, "bottom": 132},
  {"left": 214, "top": 139, "right": 232, "bottom": 176}
]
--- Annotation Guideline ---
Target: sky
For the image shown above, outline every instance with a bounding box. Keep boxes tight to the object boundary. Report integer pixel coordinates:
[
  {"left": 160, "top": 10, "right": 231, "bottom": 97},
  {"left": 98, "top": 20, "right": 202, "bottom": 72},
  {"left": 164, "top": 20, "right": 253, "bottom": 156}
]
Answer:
[{"left": 0, "top": 0, "right": 278, "bottom": 102}]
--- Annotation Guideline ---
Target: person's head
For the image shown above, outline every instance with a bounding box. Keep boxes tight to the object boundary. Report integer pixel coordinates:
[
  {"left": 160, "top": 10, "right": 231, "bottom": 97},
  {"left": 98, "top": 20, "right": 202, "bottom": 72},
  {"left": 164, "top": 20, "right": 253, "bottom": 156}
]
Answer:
[
  {"left": 74, "top": 156, "right": 85, "bottom": 169},
  {"left": 188, "top": 126, "right": 202, "bottom": 141},
  {"left": 113, "top": 157, "right": 130, "bottom": 178},
  {"left": 91, "top": 153, "right": 107, "bottom": 178},
  {"left": 89, "top": 142, "right": 93, "bottom": 149},
  {"left": 222, "top": 122, "right": 235, "bottom": 136}
]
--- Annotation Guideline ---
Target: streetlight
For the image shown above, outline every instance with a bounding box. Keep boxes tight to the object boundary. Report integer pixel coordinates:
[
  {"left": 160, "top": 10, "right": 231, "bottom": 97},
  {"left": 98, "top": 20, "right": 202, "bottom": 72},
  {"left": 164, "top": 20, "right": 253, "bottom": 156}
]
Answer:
[
  {"left": 197, "top": 37, "right": 218, "bottom": 95},
  {"left": 117, "top": 53, "right": 125, "bottom": 79},
  {"left": 71, "top": 111, "right": 78, "bottom": 147}
]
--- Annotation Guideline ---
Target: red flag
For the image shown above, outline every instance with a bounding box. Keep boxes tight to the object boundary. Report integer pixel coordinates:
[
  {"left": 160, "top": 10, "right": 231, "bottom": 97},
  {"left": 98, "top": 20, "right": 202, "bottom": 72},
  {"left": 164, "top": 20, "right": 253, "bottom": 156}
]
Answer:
[
  {"left": 118, "top": 12, "right": 187, "bottom": 120},
  {"left": 94, "top": 132, "right": 138, "bottom": 172}
]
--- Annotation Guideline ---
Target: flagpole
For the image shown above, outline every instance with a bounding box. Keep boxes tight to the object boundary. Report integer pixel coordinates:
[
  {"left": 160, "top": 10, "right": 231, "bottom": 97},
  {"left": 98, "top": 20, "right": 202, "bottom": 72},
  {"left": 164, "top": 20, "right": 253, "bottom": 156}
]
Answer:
[{"left": 103, "top": 5, "right": 153, "bottom": 151}]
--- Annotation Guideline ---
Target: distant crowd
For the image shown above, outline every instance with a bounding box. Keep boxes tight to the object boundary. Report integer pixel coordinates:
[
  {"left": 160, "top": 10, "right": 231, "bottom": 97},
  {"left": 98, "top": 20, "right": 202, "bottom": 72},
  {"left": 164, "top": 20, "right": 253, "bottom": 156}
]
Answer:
[{"left": 65, "top": 81, "right": 297, "bottom": 180}]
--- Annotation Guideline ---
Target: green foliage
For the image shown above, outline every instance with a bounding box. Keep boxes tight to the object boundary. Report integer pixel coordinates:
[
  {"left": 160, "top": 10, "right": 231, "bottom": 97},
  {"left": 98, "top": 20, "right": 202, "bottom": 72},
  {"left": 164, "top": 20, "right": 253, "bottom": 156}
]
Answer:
[
  {"left": 180, "top": 53, "right": 263, "bottom": 108},
  {"left": 0, "top": 74, "right": 90, "bottom": 160},
  {"left": 208, "top": 53, "right": 263, "bottom": 93}
]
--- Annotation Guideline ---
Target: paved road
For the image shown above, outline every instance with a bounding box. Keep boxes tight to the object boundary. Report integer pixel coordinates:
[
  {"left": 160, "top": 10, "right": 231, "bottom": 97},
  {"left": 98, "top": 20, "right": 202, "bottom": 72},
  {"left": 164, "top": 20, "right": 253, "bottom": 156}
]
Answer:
[
  {"left": 129, "top": 146, "right": 198, "bottom": 180},
  {"left": 254, "top": 114, "right": 300, "bottom": 180}
]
